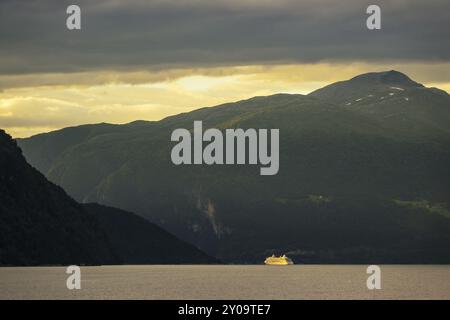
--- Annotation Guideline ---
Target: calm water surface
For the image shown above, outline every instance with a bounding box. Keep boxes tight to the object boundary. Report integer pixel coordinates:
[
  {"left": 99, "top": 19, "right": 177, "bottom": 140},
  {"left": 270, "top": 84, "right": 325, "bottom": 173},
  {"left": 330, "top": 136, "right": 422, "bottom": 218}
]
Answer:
[{"left": 0, "top": 265, "right": 449, "bottom": 300}]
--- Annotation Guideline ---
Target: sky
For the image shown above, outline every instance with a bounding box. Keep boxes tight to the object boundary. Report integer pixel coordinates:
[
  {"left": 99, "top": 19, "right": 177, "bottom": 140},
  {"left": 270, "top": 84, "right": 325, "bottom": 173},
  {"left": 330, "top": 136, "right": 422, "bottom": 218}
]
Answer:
[{"left": 0, "top": 0, "right": 449, "bottom": 137}]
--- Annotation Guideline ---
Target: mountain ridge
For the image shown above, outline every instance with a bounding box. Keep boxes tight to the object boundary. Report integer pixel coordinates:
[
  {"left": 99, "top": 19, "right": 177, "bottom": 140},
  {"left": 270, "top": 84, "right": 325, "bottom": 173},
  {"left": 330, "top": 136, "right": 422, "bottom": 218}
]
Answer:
[
  {"left": 347, "top": 70, "right": 423, "bottom": 87},
  {"left": 17, "top": 70, "right": 450, "bottom": 263},
  {"left": 0, "top": 129, "right": 216, "bottom": 266}
]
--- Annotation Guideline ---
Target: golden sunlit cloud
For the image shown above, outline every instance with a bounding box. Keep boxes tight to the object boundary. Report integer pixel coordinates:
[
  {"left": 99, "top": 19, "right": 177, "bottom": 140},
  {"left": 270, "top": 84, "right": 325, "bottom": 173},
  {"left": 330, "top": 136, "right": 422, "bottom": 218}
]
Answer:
[{"left": 1, "top": 62, "right": 449, "bottom": 138}]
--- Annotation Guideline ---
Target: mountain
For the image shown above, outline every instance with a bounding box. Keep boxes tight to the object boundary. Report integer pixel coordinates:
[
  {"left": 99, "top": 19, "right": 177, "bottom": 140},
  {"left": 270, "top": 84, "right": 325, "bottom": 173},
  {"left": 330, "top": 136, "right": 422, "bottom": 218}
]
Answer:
[
  {"left": 0, "top": 130, "right": 216, "bottom": 265},
  {"left": 309, "top": 70, "right": 425, "bottom": 104},
  {"left": 84, "top": 203, "right": 217, "bottom": 264},
  {"left": 18, "top": 71, "right": 450, "bottom": 263},
  {"left": 0, "top": 129, "right": 116, "bottom": 265},
  {"left": 309, "top": 70, "right": 450, "bottom": 141}
]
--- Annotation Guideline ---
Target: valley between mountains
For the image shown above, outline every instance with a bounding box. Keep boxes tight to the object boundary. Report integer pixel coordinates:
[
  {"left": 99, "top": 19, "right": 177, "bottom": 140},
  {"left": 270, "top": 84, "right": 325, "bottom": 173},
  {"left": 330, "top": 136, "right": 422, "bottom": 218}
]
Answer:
[{"left": 15, "top": 70, "right": 450, "bottom": 264}]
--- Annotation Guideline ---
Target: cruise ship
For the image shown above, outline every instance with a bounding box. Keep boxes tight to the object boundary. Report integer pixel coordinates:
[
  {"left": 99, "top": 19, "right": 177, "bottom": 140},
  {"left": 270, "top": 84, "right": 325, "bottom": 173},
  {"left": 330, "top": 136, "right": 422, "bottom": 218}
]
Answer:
[{"left": 264, "top": 254, "right": 294, "bottom": 265}]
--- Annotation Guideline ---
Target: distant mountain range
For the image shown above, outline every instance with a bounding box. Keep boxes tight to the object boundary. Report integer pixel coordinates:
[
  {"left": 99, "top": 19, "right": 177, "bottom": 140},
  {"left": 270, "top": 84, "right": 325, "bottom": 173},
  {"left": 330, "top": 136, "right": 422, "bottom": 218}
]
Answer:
[
  {"left": 0, "top": 130, "right": 216, "bottom": 266},
  {"left": 18, "top": 70, "right": 450, "bottom": 263}
]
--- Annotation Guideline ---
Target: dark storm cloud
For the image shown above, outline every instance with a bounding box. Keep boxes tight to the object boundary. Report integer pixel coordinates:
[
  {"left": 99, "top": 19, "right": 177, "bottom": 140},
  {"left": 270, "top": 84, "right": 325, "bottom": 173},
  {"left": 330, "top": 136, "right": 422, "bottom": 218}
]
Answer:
[{"left": 0, "top": 0, "right": 449, "bottom": 74}]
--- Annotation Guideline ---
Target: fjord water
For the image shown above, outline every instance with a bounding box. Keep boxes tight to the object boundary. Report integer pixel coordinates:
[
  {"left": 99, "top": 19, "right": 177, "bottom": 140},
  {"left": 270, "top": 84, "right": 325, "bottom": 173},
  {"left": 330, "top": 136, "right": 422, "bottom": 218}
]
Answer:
[{"left": 1, "top": 265, "right": 449, "bottom": 300}]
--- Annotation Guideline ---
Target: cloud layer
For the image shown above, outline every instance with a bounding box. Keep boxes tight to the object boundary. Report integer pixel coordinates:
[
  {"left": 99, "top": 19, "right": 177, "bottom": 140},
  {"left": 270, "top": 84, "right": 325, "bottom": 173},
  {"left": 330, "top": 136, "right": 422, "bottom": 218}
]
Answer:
[
  {"left": 1, "top": 1, "right": 449, "bottom": 137},
  {"left": 2, "top": 62, "right": 450, "bottom": 138},
  {"left": 1, "top": 0, "right": 449, "bottom": 75}
]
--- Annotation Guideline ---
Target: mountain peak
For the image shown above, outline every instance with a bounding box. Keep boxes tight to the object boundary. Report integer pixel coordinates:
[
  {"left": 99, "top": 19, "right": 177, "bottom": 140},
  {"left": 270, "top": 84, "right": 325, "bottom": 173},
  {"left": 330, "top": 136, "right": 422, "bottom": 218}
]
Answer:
[
  {"left": 308, "top": 70, "right": 427, "bottom": 103},
  {"left": 349, "top": 70, "right": 423, "bottom": 88},
  {"left": 0, "top": 129, "right": 21, "bottom": 159}
]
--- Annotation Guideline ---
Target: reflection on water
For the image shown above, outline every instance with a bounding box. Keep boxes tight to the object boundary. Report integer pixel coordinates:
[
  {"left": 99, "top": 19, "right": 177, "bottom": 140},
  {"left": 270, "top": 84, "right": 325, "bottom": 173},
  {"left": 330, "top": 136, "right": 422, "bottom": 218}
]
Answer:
[{"left": 0, "top": 265, "right": 449, "bottom": 300}]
